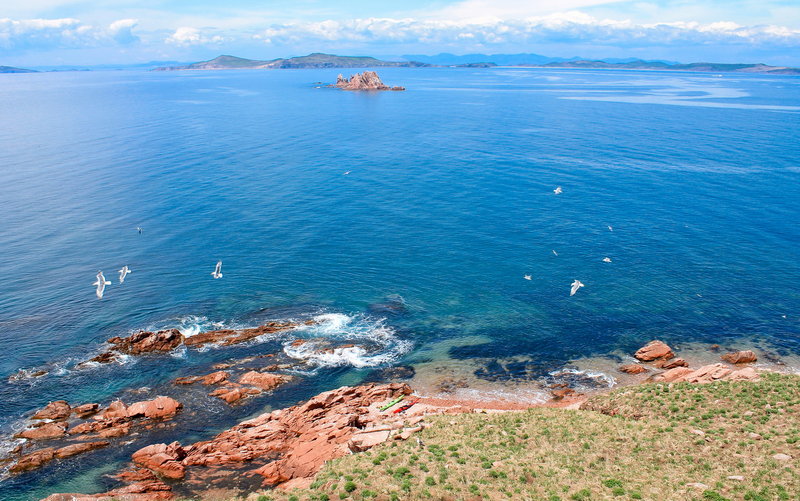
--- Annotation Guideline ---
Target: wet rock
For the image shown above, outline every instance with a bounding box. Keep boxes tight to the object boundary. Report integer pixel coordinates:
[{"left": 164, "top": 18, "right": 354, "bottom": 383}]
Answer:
[
  {"left": 239, "top": 371, "right": 288, "bottom": 391},
  {"left": 73, "top": 403, "right": 100, "bottom": 418},
  {"left": 721, "top": 350, "right": 758, "bottom": 364},
  {"left": 108, "top": 329, "right": 185, "bottom": 355},
  {"left": 367, "top": 295, "right": 408, "bottom": 315},
  {"left": 15, "top": 421, "right": 67, "bottom": 440},
  {"left": 618, "top": 364, "right": 647, "bottom": 374},
  {"left": 54, "top": 441, "right": 110, "bottom": 459},
  {"left": 434, "top": 377, "right": 469, "bottom": 393},
  {"left": 127, "top": 396, "right": 183, "bottom": 420},
  {"left": 32, "top": 400, "right": 71, "bottom": 421},
  {"left": 209, "top": 385, "right": 261, "bottom": 404},
  {"left": 184, "top": 321, "right": 311, "bottom": 347},
  {"left": 132, "top": 442, "right": 187, "bottom": 479},
  {"left": 634, "top": 340, "right": 674, "bottom": 361},
  {"left": 96, "top": 400, "right": 129, "bottom": 420},
  {"left": 551, "top": 388, "right": 576, "bottom": 400},
  {"left": 9, "top": 448, "right": 56, "bottom": 473},
  {"left": 655, "top": 358, "right": 688, "bottom": 369},
  {"left": 174, "top": 371, "right": 229, "bottom": 386},
  {"left": 365, "top": 365, "right": 416, "bottom": 383}
]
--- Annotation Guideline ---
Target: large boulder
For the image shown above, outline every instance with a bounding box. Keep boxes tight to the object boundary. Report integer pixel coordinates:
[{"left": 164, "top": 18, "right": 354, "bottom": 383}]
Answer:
[
  {"left": 239, "top": 371, "right": 288, "bottom": 391},
  {"left": 132, "top": 442, "right": 187, "bottom": 479},
  {"left": 32, "top": 401, "right": 71, "bottom": 421},
  {"left": 96, "top": 400, "right": 128, "bottom": 420},
  {"left": 107, "top": 329, "right": 185, "bottom": 355},
  {"left": 9, "top": 448, "right": 56, "bottom": 473},
  {"left": 721, "top": 350, "right": 758, "bottom": 364},
  {"left": 73, "top": 403, "right": 100, "bottom": 418},
  {"left": 127, "top": 396, "right": 182, "bottom": 420},
  {"left": 655, "top": 358, "right": 688, "bottom": 369},
  {"left": 54, "top": 441, "right": 110, "bottom": 459},
  {"left": 15, "top": 421, "right": 67, "bottom": 440},
  {"left": 634, "top": 340, "right": 675, "bottom": 361},
  {"left": 618, "top": 364, "right": 647, "bottom": 374}
]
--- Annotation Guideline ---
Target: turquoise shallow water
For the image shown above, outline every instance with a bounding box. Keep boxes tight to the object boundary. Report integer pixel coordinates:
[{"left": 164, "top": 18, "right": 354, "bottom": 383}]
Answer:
[{"left": 0, "top": 67, "right": 799, "bottom": 499}]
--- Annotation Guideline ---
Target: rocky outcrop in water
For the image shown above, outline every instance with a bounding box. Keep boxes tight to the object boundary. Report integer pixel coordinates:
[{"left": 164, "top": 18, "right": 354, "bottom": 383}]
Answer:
[
  {"left": 334, "top": 71, "right": 405, "bottom": 91},
  {"left": 634, "top": 340, "right": 674, "bottom": 361}
]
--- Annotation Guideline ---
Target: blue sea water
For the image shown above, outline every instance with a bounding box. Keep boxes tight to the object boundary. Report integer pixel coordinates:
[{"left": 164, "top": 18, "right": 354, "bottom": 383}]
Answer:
[{"left": 0, "top": 67, "right": 799, "bottom": 499}]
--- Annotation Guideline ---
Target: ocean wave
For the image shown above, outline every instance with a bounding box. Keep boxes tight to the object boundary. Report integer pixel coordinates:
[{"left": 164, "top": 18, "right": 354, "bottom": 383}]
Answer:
[
  {"left": 284, "top": 313, "right": 412, "bottom": 370},
  {"left": 547, "top": 367, "right": 616, "bottom": 389},
  {"left": 145, "top": 315, "right": 230, "bottom": 338}
]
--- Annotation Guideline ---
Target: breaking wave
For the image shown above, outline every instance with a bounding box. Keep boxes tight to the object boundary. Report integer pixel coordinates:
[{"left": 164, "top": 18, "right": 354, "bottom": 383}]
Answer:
[{"left": 284, "top": 313, "right": 412, "bottom": 370}]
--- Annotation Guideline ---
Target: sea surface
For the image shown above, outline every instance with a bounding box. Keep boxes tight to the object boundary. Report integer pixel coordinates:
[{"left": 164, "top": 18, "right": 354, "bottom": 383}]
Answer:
[{"left": 0, "top": 67, "right": 799, "bottom": 499}]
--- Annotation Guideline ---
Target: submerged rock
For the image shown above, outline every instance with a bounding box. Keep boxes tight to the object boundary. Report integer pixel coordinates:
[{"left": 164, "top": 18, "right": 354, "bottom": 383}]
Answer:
[{"left": 618, "top": 364, "right": 647, "bottom": 374}]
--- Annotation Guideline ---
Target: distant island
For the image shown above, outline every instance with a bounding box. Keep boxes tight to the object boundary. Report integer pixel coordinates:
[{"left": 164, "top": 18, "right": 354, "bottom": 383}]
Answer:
[
  {"left": 532, "top": 59, "right": 800, "bottom": 75},
  {"left": 0, "top": 65, "right": 37, "bottom": 73},
  {"left": 333, "top": 71, "right": 405, "bottom": 91},
  {"left": 154, "top": 53, "right": 429, "bottom": 71}
]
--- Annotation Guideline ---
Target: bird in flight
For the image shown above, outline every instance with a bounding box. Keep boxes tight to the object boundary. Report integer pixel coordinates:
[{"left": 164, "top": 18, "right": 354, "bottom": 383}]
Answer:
[
  {"left": 570, "top": 280, "right": 585, "bottom": 296},
  {"left": 608, "top": 225, "right": 613, "bottom": 231},
  {"left": 93, "top": 271, "right": 111, "bottom": 299},
  {"left": 553, "top": 186, "right": 563, "bottom": 195},
  {"left": 136, "top": 227, "right": 143, "bottom": 234},
  {"left": 552, "top": 250, "right": 559, "bottom": 256},
  {"left": 524, "top": 274, "right": 532, "bottom": 280},
  {"left": 118, "top": 266, "right": 131, "bottom": 283},
  {"left": 603, "top": 257, "right": 612, "bottom": 263},
  {"left": 211, "top": 260, "right": 223, "bottom": 279},
  {"left": 343, "top": 171, "right": 351, "bottom": 175}
]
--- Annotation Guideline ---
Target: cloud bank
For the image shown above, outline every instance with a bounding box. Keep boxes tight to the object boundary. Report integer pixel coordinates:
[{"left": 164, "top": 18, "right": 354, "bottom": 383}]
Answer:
[{"left": 0, "top": 17, "right": 139, "bottom": 50}]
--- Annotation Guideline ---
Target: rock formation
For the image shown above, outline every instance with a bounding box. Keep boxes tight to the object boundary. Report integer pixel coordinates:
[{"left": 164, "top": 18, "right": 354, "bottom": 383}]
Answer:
[
  {"left": 721, "top": 350, "right": 758, "bottom": 364},
  {"left": 335, "top": 71, "right": 405, "bottom": 91},
  {"left": 634, "top": 340, "right": 674, "bottom": 361}
]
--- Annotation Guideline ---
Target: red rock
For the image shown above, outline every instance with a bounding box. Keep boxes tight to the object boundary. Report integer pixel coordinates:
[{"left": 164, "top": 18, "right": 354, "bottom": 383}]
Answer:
[
  {"left": 174, "top": 371, "right": 229, "bottom": 386},
  {"left": 684, "top": 364, "right": 732, "bottom": 383},
  {"left": 10, "top": 448, "right": 56, "bottom": 473},
  {"left": 725, "top": 367, "right": 759, "bottom": 381},
  {"left": 550, "top": 388, "right": 576, "bottom": 400},
  {"left": 98, "top": 423, "right": 131, "bottom": 438},
  {"left": 183, "top": 321, "right": 307, "bottom": 347},
  {"left": 335, "top": 71, "right": 403, "bottom": 91},
  {"left": 32, "top": 400, "right": 71, "bottom": 421},
  {"left": 239, "top": 371, "right": 288, "bottom": 391},
  {"left": 721, "top": 350, "right": 758, "bottom": 364},
  {"left": 108, "top": 329, "right": 185, "bottom": 355},
  {"left": 54, "top": 441, "right": 110, "bottom": 459},
  {"left": 15, "top": 421, "right": 67, "bottom": 440},
  {"left": 73, "top": 403, "right": 100, "bottom": 418},
  {"left": 132, "top": 442, "right": 186, "bottom": 479},
  {"left": 209, "top": 386, "right": 261, "bottom": 404},
  {"left": 127, "top": 396, "right": 183, "bottom": 420},
  {"left": 618, "top": 364, "right": 647, "bottom": 374},
  {"left": 97, "top": 400, "right": 128, "bottom": 420},
  {"left": 634, "top": 340, "right": 675, "bottom": 361},
  {"left": 656, "top": 358, "right": 688, "bottom": 369},
  {"left": 653, "top": 367, "right": 694, "bottom": 383}
]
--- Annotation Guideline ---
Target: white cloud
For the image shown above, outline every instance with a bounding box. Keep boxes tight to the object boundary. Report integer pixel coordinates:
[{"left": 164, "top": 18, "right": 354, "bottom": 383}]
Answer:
[
  {"left": 0, "top": 17, "right": 139, "bottom": 49},
  {"left": 165, "top": 26, "right": 225, "bottom": 46},
  {"left": 426, "top": 0, "right": 620, "bottom": 21},
  {"left": 250, "top": 13, "right": 800, "bottom": 49}
]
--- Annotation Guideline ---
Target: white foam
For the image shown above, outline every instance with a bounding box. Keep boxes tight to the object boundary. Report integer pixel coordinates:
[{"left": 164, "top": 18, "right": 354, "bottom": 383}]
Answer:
[
  {"left": 284, "top": 313, "right": 412, "bottom": 370},
  {"left": 549, "top": 367, "right": 617, "bottom": 388}
]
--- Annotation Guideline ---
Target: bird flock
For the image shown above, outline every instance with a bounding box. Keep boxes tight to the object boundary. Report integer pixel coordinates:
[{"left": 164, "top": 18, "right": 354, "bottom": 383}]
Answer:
[
  {"left": 92, "top": 227, "right": 223, "bottom": 299},
  {"left": 527, "top": 186, "right": 615, "bottom": 297}
]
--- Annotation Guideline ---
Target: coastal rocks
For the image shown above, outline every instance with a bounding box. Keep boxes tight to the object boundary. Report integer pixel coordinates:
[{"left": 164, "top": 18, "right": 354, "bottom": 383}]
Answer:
[
  {"left": 15, "top": 422, "right": 67, "bottom": 440},
  {"left": 655, "top": 358, "right": 688, "bottom": 369},
  {"left": 651, "top": 364, "right": 759, "bottom": 384},
  {"left": 618, "top": 364, "right": 647, "bottom": 374},
  {"left": 73, "top": 403, "right": 100, "bottom": 418},
  {"left": 209, "top": 386, "right": 262, "bottom": 404},
  {"left": 721, "top": 350, "right": 758, "bottom": 364},
  {"left": 10, "top": 441, "right": 109, "bottom": 473},
  {"left": 183, "top": 321, "right": 313, "bottom": 347},
  {"left": 126, "top": 396, "right": 182, "bottom": 420},
  {"left": 54, "top": 441, "right": 110, "bottom": 459},
  {"left": 239, "top": 371, "right": 287, "bottom": 390},
  {"left": 634, "top": 340, "right": 675, "bottom": 361},
  {"left": 174, "top": 370, "right": 229, "bottom": 386},
  {"left": 654, "top": 367, "right": 694, "bottom": 383},
  {"left": 335, "top": 71, "right": 405, "bottom": 91},
  {"left": 32, "top": 400, "right": 71, "bottom": 421},
  {"left": 175, "top": 367, "right": 290, "bottom": 405},
  {"left": 109, "top": 329, "right": 185, "bottom": 355},
  {"left": 132, "top": 442, "right": 187, "bottom": 479}
]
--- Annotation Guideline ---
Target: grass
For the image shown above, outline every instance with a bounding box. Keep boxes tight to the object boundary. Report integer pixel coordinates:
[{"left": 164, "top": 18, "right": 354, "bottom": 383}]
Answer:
[{"left": 238, "top": 373, "right": 800, "bottom": 501}]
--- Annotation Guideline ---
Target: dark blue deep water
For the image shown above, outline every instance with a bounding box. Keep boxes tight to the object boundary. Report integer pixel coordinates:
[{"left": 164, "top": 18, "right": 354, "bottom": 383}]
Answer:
[{"left": 0, "top": 67, "right": 799, "bottom": 499}]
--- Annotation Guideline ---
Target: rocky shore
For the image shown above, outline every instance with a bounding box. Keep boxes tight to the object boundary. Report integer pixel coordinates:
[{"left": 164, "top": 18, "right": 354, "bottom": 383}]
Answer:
[
  {"left": 30, "top": 337, "right": 773, "bottom": 500},
  {"left": 333, "top": 71, "right": 405, "bottom": 91}
]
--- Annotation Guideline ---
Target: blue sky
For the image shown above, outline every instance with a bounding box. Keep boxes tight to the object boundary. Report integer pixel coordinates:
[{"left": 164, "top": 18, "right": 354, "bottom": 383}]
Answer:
[{"left": 2, "top": 0, "right": 800, "bottom": 66}]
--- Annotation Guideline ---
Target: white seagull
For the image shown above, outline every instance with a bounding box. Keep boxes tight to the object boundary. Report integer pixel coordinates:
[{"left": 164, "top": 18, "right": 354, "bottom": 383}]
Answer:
[
  {"left": 118, "top": 266, "right": 131, "bottom": 283},
  {"left": 552, "top": 250, "right": 559, "bottom": 256},
  {"left": 211, "top": 260, "right": 223, "bottom": 279},
  {"left": 524, "top": 274, "right": 532, "bottom": 280},
  {"left": 570, "top": 280, "right": 585, "bottom": 296},
  {"left": 343, "top": 171, "right": 351, "bottom": 175},
  {"left": 603, "top": 257, "right": 612, "bottom": 263},
  {"left": 553, "top": 186, "right": 563, "bottom": 195},
  {"left": 93, "top": 271, "right": 111, "bottom": 299},
  {"left": 608, "top": 225, "right": 613, "bottom": 231},
  {"left": 136, "top": 226, "right": 143, "bottom": 234}
]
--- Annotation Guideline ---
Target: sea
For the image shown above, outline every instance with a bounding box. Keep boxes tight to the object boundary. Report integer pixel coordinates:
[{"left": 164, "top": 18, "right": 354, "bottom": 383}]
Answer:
[{"left": 0, "top": 66, "right": 798, "bottom": 499}]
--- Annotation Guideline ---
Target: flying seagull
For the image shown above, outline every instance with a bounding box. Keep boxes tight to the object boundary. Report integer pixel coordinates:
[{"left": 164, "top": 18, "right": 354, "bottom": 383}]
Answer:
[
  {"left": 93, "top": 271, "right": 111, "bottom": 299},
  {"left": 343, "top": 171, "right": 351, "bottom": 175},
  {"left": 603, "top": 257, "right": 612, "bottom": 263},
  {"left": 552, "top": 250, "right": 559, "bottom": 256},
  {"left": 524, "top": 274, "right": 532, "bottom": 280},
  {"left": 118, "top": 266, "right": 131, "bottom": 283},
  {"left": 553, "top": 186, "right": 563, "bottom": 195},
  {"left": 211, "top": 260, "right": 223, "bottom": 279},
  {"left": 136, "top": 226, "right": 143, "bottom": 234},
  {"left": 608, "top": 225, "right": 613, "bottom": 231},
  {"left": 570, "top": 280, "right": 585, "bottom": 296}
]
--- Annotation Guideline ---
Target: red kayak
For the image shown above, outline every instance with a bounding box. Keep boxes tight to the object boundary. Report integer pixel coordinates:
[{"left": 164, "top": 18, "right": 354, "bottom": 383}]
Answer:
[{"left": 393, "top": 398, "right": 420, "bottom": 414}]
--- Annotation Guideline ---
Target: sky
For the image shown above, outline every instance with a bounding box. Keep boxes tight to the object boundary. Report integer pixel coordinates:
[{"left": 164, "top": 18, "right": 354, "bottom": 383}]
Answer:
[{"left": 1, "top": 0, "right": 800, "bottom": 67}]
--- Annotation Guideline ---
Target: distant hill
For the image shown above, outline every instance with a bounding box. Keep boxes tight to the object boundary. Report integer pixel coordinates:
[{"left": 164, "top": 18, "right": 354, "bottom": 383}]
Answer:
[
  {"left": 154, "top": 53, "right": 429, "bottom": 71},
  {"left": 534, "top": 60, "right": 800, "bottom": 75},
  {"left": 0, "top": 65, "right": 37, "bottom": 73},
  {"left": 402, "top": 52, "right": 579, "bottom": 66}
]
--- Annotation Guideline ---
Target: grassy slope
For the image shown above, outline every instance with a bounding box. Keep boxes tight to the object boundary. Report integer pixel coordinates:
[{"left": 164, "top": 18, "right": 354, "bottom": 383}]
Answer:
[{"left": 257, "top": 373, "right": 799, "bottom": 501}]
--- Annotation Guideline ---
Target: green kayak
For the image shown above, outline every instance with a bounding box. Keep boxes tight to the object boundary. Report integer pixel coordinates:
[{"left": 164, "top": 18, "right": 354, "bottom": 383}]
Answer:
[{"left": 379, "top": 395, "right": 405, "bottom": 411}]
